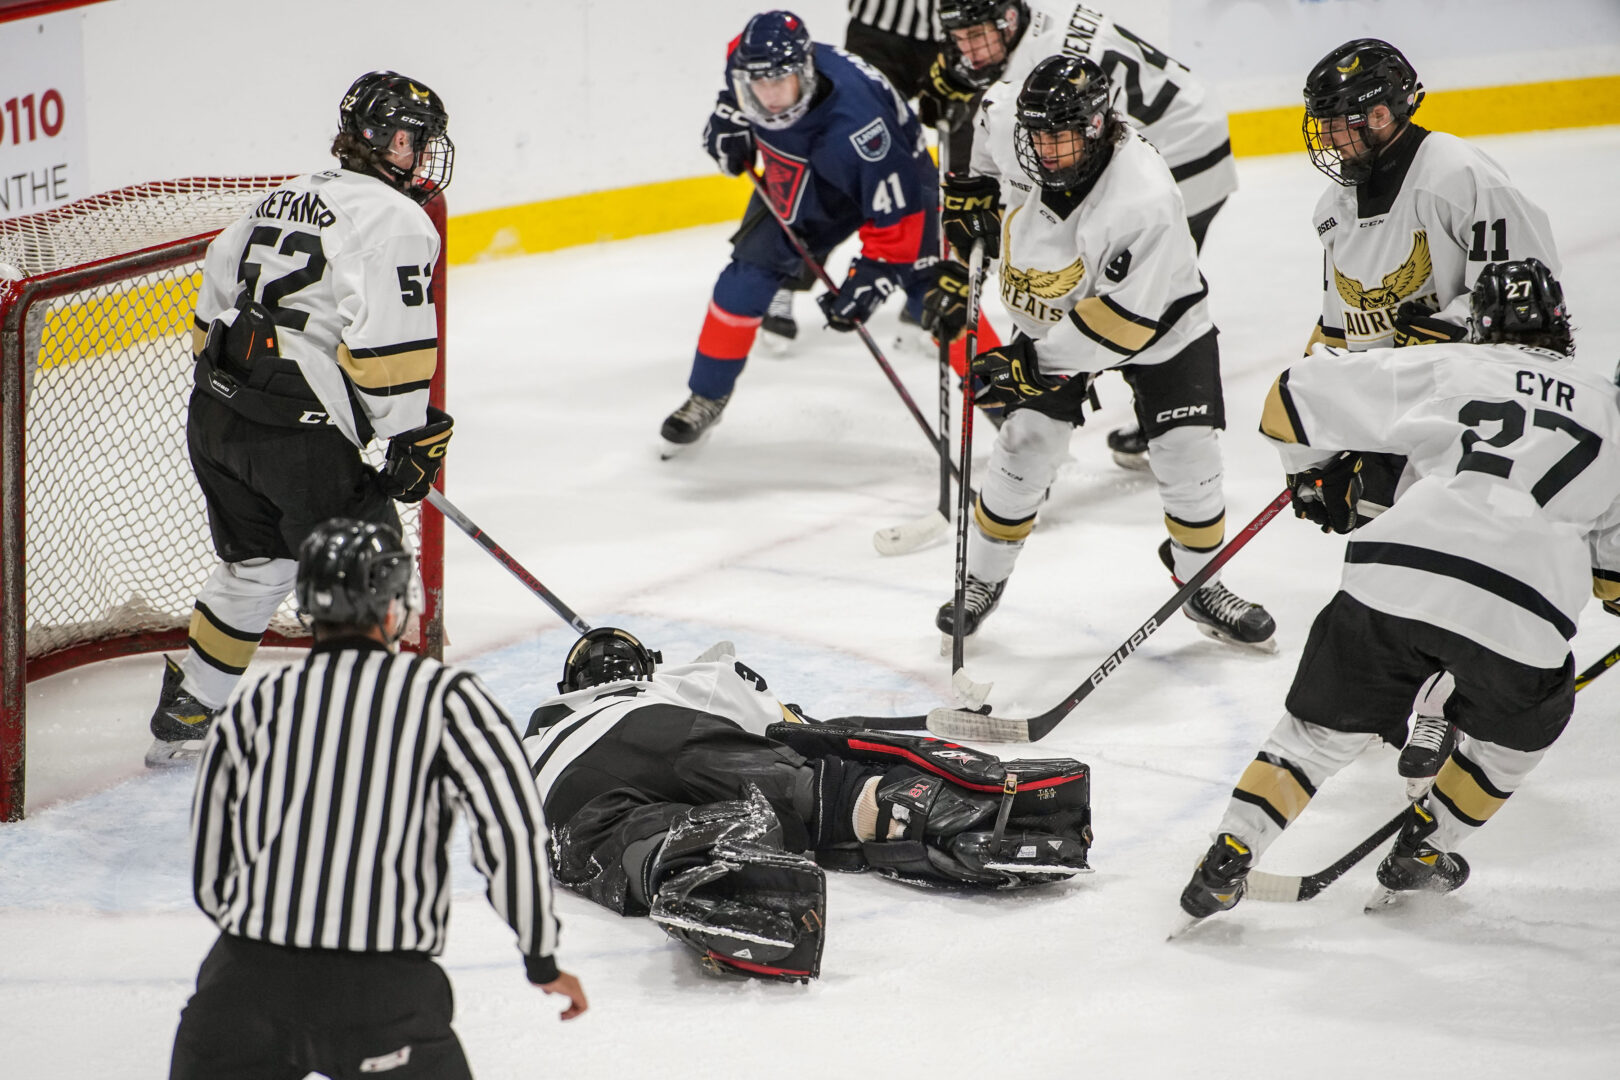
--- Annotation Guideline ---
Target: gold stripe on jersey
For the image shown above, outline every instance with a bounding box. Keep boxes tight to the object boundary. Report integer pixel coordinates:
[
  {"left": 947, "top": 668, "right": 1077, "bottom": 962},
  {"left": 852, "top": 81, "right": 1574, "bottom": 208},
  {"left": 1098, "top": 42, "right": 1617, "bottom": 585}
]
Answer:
[
  {"left": 1165, "top": 511, "right": 1224, "bottom": 552},
  {"left": 338, "top": 339, "right": 438, "bottom": 393},
  {"left": 1230, "top": 752, "right": 1316, "bottom": 829},
  {"left": 1591, "top": 568, "right": 1620, "bottom": 603},
  {"left": 1430, "top": 751, "right": 1511, "bottom": 828},
  {"left": 1304, "top": 321, "right": 1346, "bottom": 355},
  {"left": 975, "top": 497, "right": 1035, "bottom": 543},
  {"left": 1333, "top": 230, "right": 1433, "bottom": 311},
  {"left": 1071, "top": 296, "right": 1157, "bottom": 355},
  {"left": 192, "top": 325, "right": 208, "bottom": 356},
  {"left": 188, "top": 602, "right": 262, "bottom": 676},
  {"left": 1260, "top": 371, "right": 1308, "bottom": 445}
]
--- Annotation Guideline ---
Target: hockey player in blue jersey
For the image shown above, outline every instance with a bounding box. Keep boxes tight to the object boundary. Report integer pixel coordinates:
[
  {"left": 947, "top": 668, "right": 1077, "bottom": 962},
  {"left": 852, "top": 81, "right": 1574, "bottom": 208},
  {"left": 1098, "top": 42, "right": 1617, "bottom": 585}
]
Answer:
[{"left": 659, "top": 10, "right": 941, "bottom": 452}]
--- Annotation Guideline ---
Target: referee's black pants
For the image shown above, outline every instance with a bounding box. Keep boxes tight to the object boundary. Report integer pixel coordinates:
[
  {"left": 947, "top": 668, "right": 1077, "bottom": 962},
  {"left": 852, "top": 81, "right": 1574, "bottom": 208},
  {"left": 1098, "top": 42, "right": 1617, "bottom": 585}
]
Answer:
[{"left": 170, "top": 934, "right": 471, "bottom": 1079}]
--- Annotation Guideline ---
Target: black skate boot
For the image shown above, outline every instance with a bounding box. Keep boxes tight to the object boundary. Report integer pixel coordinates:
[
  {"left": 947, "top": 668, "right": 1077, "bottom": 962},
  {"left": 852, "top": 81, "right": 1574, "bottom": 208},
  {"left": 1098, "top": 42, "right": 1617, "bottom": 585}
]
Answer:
[
  {"left": 1179, "top": 833, "right": 1253, "bottom": 920},
  {"left": 1106, "top": 423, "right": 1150, "bottom": 471},
  {"left": 146, "top": 655, "right": 217, "bottom": 768},
  {"left": 660, "top": 392, "right": 730, "bottom": 452},
  {"left": 1159, "top": 540, "right": 1276, "bottom": 651},
  {"left": 1398, "top": 712, "right": 1456, "bottom": 799},
  {"left": 935, "top": 576, "right": 1007, "bottom": 639},
  {"left": 761, "top": 289, "right": 798, "bottom": 341},
  {"left": 1368, "top": 802, "right": 1470, "bottom": 909}
]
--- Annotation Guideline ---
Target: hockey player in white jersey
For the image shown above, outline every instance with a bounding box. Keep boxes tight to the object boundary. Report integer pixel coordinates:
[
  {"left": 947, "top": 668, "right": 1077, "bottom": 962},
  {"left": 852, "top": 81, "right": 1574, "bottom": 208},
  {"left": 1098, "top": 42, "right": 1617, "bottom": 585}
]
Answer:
[
  {"left": 928, "top": 1, "right": 1239, "bottom": 465},
  {"left": 145, "top": 72, "right": 454, "bottom": 767},
  {"left": 1181, "top": 260, "right": 1607, "bottom": 921},
  {"left": 1300, "top": 38, "right": 1562, "bottom": 790},
  {"left": 523, "top": 628, "right": 1093, "bottom": 981},
  {"left": 931, "top": 54, "right": 1274, "bottom": 650}
]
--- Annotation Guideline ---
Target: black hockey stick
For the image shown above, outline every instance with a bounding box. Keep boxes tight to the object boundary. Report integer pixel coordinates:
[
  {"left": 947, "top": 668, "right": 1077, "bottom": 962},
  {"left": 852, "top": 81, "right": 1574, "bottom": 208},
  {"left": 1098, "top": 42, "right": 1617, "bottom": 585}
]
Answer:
[
  {"left": 746, "top": 170, "right": 954, "bottom": 475},
  {"left": 928, "top": 488, "right": 1294, "bottom": 742},
  {"left": 425, "top": 488, "right": 591, "bottom": 634},
  {"left": 935, "top": 120, "right": 955, "bottom": 529},
  {"left": 949, "top": 242, "right": 992, "bottom": 709},
  {"left": 1574, "top": 640, "right": 1620, "bottom": 690}
]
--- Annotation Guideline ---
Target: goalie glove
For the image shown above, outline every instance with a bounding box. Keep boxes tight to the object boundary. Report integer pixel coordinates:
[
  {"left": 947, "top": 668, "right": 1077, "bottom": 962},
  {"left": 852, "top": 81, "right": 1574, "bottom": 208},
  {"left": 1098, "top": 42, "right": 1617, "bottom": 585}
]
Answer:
[
  {"left": 382, "top": 405, "right": 453, "bottom": 503},
  {"left": 1392, "top": 300, "right": 1467, "bottom": 347},
  {"left": 920, "top": 260, "right": 970, "bottom": 342},
  {"left": 1288, "top": 450, "right": 1364, "bottom": 534},
  {"left": 971, "top": 337, "right": 1068, "bottom": 409},
  {"left": 703, "top": 92, "right": 756, "bottom": 177},
  {"left": 941, "top": 172, "right": 1002, "bottom": 262},
  {"left": 818, "top": 257, "right": 902, "bottom": 331}
]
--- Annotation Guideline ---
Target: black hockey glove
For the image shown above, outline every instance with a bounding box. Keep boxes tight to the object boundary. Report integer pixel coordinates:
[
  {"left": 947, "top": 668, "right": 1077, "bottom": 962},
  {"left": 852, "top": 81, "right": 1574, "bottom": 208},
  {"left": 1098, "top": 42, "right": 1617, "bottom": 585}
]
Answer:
[
  {"left": 703, "top": 92, "right": 756, "bottom": 177},
  {"left": 818, "top": 257, "right": 901, "bottom": 331},
  {"left": 920, "top": 261, "right": 971, "bottom": 342},
  {"left": 971, "top": 337, "right": 1065, "bottom": 409},
  {"left": 941, "top": 172, "right": 1002, "bottom": 262},
  {"left": 1392, "top": 301, "right": 1467, "bottom": 347},
  {"left": 382, "top": 405, "right": 453, "bottom": 503},
  {"left": 921, "top": 52, "right": 980, "bottom": 130},
  {"left": 1288, "top": 451, "right": 1364, "bottom": 534}
]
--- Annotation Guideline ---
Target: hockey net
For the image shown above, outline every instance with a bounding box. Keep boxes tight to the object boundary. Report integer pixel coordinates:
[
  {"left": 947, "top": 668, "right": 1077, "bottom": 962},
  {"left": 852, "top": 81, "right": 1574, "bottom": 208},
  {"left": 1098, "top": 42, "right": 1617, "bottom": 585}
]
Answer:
[{"left": 0, "top": 178, "right": 448, "bottom": 821}]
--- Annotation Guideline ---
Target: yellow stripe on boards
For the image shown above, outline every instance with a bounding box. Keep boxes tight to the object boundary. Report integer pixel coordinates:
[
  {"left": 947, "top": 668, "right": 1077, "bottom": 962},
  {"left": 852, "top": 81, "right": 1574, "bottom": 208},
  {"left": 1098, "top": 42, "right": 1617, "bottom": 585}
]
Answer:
[{"left": 37, "top": 272, "right": 201, "bottom": 369}]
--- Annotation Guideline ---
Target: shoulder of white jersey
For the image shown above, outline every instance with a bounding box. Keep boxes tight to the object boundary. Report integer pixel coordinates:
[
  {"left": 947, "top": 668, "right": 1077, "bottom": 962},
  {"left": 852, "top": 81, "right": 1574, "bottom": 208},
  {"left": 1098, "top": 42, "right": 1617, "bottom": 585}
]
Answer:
[
  {"left": 1096, "top": 133, "right": 1184, "bottom": 217},
  {"left": 1411, "top": 130, "right": 1517, "bottom": 184}
]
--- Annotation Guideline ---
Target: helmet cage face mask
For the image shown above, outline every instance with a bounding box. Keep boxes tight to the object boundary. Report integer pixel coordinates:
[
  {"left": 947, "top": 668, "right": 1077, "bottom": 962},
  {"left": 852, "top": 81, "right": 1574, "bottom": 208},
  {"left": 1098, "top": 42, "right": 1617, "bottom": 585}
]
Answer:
[
  {"left": 558, "top": 628, "right": 665, "bottom": 694},
  {"left": 939, "top": 1, "right": 1025, "bottom": 88},
  {"left": 728, "top": 11, "right": 818, "bottom": 130},
  {"left": 730, "top": 54, "right": 818, "bottom": 130},
  {"left": 1013, "top": 56, "right": 1112, "bottom": 191},
  {"left": 340, "top": 72, "right": 455, "bottom": 204},
  {"left": 1301, "top": 40, "right": 1422, "bottom": 187}
]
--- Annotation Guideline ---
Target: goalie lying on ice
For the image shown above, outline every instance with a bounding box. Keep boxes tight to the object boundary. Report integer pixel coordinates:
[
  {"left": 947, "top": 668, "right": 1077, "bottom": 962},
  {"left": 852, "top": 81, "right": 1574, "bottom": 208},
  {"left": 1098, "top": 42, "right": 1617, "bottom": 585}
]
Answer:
[{"left": 522, "top": 628, "right": 1093, "bottom": 982}]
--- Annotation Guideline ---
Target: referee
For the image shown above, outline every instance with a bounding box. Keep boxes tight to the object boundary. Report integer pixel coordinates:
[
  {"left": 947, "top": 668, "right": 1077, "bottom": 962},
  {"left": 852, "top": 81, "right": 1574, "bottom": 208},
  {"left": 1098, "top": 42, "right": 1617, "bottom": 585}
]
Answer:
[{"left": 170, "top": 518, "right": 586, "bottom": 1079}]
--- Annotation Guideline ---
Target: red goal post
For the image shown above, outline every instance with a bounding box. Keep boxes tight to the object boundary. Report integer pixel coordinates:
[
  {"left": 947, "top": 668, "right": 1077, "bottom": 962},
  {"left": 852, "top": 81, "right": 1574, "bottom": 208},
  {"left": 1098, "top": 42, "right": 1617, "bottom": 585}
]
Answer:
[{"left": 0, "top": 176, "right": 448, "bottom": 821}]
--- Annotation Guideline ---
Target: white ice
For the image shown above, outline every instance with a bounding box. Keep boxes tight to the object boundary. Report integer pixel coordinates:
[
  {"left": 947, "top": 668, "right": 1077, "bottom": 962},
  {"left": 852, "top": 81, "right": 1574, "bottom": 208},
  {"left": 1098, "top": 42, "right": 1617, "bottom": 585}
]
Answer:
[{"left": 5, "top": 128, "right": 1620, "bottom": 1078}]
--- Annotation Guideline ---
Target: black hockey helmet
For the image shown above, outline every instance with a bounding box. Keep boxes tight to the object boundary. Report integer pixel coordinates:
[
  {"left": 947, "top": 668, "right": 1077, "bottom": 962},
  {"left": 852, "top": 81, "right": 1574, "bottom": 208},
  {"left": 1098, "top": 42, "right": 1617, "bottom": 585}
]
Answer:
[
  {"left": 1470, "top": 258, "right": 1574, "bottom": 355},
  {"left": 728, "top": 11, "right": 818, "bottom": 131},
  {"left": 937, "top": 0, "right": 1029, "bottom": 88},
  {"left": 295, "top": 518, "right": 415, "bottom": 637},
  {"left": 1302, "top": 39, "right": 1424, "bottom": 186},
  {"left": 1014, "top": 55, "right": 1116, "bottom": 191},
  {"left": 558, "top": 627, "right": 664, "bottom": 694},
  {"left": 338, "top": 70, "right": 454, "bottom": 205}
]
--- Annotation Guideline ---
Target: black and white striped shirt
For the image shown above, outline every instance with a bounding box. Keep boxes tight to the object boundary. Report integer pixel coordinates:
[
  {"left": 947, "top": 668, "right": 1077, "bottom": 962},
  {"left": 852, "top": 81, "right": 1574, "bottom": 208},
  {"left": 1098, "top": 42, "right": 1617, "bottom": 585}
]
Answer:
[
  {"left": 190, "top": 638, "right": 561, "bottom": 983},
  {"left": 849, "top": 0, "right": 937, "bottom": 41}
]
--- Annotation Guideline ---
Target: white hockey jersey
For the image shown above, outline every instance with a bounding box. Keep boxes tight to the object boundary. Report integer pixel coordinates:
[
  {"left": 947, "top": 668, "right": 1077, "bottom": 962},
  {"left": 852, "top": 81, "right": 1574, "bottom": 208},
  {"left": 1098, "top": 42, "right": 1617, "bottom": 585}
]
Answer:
[
  {"left": 522, "top": 651, "right": 796, "bottom": 805},
  {"left": 1312, "top": 128, "right": 1560, "bottom": 352},
  {"left": 998, "top": 0, "right": 1236, "bottom": 217},
  {"left": 1262, "top": 342, "right": 1620, "bottom": 668},
  {"left": 194, "top": 169, "right": 441, "bottom": 448},
  {"left": 972, "top": 110, "right": 1212, "bottom": 374}
]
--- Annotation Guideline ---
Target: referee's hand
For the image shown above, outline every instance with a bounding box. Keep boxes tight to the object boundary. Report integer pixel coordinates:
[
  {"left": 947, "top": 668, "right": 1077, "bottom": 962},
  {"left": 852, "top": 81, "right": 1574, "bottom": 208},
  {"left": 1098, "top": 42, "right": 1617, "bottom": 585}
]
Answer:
[{"left": 541, "top": 971, "right": 588, "bottom": 1020}]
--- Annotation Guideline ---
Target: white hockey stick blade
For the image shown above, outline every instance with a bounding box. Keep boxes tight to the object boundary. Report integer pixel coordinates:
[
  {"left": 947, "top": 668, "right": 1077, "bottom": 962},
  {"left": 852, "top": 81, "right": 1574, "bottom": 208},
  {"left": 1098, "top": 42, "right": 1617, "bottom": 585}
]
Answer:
[
  {"left": 927, "top": 705, "right": 1030, "bottom": 743},
  {"left": 873, "top": 511, "right": 949, "bottom": 556},
  {"left": 950, "top": 666, "right": 993, "bottom": 710},
  {"left": 1243, "top": 871, "right": 1306, "bottom": 903}
]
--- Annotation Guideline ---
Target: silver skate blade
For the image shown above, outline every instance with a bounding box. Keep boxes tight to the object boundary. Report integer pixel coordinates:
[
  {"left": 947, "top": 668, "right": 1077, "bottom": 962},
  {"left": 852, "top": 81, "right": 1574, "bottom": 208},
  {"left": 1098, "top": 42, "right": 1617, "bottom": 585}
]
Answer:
[
  {"left": 927, "top": 706, "right": 1028, "bottom": 743},
  {"left": 874, "top": 511, "right": 949, "bottom": 556},
  {"left": 1166, "top": 911, "right": 1214, "bottom": 941},
  {"left": 1403, "top": 776, "right": 1437, "bottom": 801},
  {"left": 1192, "top": 621, "right": 1280, "bottom": 655},
  {"left": 144, "top": 737, "right": 204, "bottom": 769},
  {"left": 951, "top": 666, "right": 993, "bottom": 710},
  {"left": 1364, "top": 884, "right": 1402, "bottom": 912}
]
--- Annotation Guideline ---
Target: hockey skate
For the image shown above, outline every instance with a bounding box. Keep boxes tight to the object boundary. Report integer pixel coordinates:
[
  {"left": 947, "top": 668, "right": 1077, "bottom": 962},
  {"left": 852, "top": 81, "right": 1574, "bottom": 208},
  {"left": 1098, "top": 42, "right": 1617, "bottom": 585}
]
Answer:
[
  {"left": 760, "top": 289, "right": 797, "bottom": 342},
  {"left": 1106, "top": 423, "right": 1150, "bottom": 471},
  {"left": 935, "top": 575, "right": 1007, "bottom": 653},
  {"left": 659, "top": 392, "right": 730, "bottom": 457},
  {"left": 1366, "top": 802, "right": 1470, "bottom": 910},
  {"left": 1398, "top": 712, "right": 1456, "bottom": 799},
  {"left": 1176, "top": 833, "right": 1253, "bottom": 927},
  {"left": 145, "top": 655, "right": 217, "bottom": 768},
  {"left": 1160, "top": 540, "right": 1277, "bottom": 652}
]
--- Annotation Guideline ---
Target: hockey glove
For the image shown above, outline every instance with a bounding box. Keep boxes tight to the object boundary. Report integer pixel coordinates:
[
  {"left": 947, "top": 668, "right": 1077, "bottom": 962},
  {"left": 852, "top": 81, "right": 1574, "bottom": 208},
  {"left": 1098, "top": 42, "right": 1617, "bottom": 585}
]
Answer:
[
  {"left": 818, "top": 257, "right": 901, "bottom": 332},
  {"left": 922, "top": 52, "right": 980, "bottom": 129},
  {"left": 1392, "top": 301, "right": 1467, "bottom": 348},
  {"left": 382, "top": 405, "right": 453, "bottom": 503},
  {"left": 703, "top": 92, "right": 756, "bottom": 177},
  {"left": 970, "top": 337, "right": 1065, "bottom": 409},
  {"left": 920, "top": 261, "right": 971, "bottom": 342},
  {"left": 1288, "top": 451, "right": 1364, "bottom": 534},
  {"left": 941, "top": 172, "right": 1002, "bottom": 262}
]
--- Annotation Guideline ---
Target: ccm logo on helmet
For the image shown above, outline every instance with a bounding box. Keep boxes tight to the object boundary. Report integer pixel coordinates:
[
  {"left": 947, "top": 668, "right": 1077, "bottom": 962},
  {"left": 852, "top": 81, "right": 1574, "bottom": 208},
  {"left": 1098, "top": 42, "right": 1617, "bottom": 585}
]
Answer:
[{"left": 1155, "top": 405, "right": 1209, "bottom": 422}]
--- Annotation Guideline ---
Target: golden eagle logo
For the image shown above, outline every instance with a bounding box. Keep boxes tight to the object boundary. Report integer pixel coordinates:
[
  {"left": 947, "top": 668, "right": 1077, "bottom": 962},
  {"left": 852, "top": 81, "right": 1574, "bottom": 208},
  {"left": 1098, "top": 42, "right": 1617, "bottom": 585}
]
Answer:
[
  {"left": 1337, "top": 56, "right": 1362, "bottom": 75},
  {"left": 408, "top": 83, "right": 432, "bottom": 102},
  {"left": 1002, "top": 207, "right": 1085, "bottom": 300},
  {"left": 1334, "top": 230, "right": 1432, "bottom": 310}
]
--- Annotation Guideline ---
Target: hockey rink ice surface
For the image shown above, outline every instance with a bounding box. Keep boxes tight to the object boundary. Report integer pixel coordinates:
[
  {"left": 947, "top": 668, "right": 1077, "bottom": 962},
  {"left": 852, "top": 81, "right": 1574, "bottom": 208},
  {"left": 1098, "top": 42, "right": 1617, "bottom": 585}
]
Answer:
[{"left": 5, "top": 128, "right": 1620, "bottom": 1078}]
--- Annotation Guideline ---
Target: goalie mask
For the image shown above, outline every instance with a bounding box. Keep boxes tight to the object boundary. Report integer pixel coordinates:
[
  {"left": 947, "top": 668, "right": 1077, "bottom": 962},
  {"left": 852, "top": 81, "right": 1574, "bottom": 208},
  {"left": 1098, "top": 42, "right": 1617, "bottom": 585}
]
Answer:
[
  {"left": 728, "top": 10, "right": 818, "bottom": 131},
  {"left": 558, "top": 627, "right": 664, "bottom": 693},
  {"left": 1014, "top": 55, "right": 1116, "bottom": 191},
  {"left": 1469, "top": 258, "right": 1574, "bottom": 355},
  {"left": 1302, "top": 39, "right": 1423, "bottom": 187},
  {"left": 937, "top": 0, "right": 1029, "bottom": 89},
  {"left": 339, "top": 70, "right": 455, "bottom": 205},
  {"left": 295, "top": 519, "right": 415, "bottom": 640}
]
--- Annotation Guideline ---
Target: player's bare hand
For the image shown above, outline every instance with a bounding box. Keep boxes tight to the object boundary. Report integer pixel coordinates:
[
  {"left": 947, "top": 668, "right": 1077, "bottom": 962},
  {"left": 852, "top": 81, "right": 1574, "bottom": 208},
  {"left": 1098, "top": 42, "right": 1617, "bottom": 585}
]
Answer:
[{"left": 540, "top": 971, "right": 588, "bottom": 1020}]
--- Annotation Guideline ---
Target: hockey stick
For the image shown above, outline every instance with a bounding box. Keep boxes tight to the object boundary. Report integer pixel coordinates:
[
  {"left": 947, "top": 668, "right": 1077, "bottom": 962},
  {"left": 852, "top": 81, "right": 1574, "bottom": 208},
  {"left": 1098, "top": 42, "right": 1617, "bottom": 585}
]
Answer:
[
  {"left": 745, "top": 170, "right": 954, "bottom": 475},
  {"left": 1574, "top": 640, "right": 1620, "bottom": 690},
  {"left": 949, "top": 241, "right": 992, "bottom": 709},
  {"left": 927, "top": 488, "right": 1294, "bottom": 743},
  {"left": 425, "top": 488, "right": 591, "bottom": 634}
]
